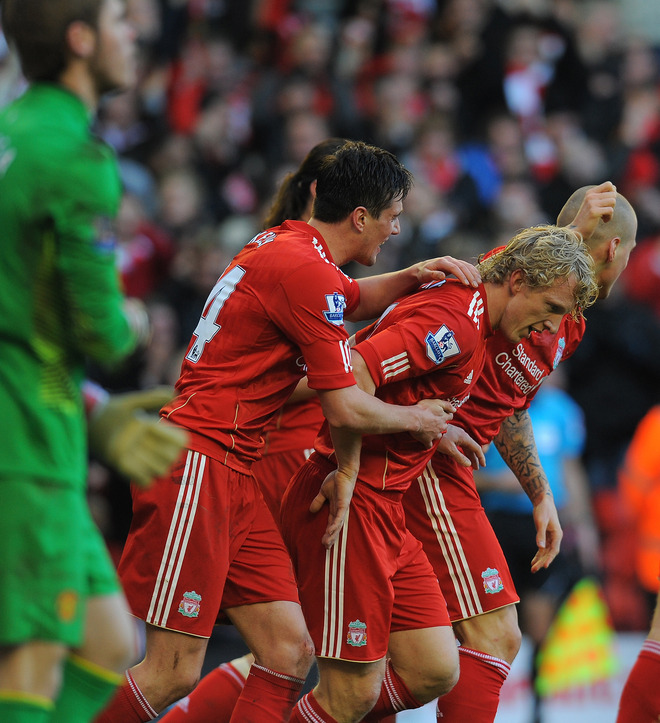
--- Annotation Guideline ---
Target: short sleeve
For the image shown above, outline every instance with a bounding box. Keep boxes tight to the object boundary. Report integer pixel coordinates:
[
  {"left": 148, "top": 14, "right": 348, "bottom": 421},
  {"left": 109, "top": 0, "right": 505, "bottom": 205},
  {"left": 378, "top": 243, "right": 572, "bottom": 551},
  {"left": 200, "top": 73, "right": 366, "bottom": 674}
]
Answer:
[
  {"left": 269, "top": 262, "right": 357, "bottom": 390},
  {"left": 355, "top": 300, "right": 478, "bottom": 388}
]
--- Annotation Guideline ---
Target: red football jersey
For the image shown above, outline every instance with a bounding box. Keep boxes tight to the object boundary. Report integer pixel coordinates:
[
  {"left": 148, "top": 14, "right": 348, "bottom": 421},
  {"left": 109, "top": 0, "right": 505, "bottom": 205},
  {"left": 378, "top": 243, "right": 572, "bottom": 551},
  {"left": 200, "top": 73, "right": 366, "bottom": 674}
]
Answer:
[
  {"left": 262, "top": 397, "right": 325, "bottom": 456},
  {"left": 162, "top": 220, "right": 360, "bottom": 472},
  {"left": 314, "top": 279, "right": 493, "bottom": 492},
  {"left": 455, "top": 314, "right": 586, "bottom": 445}
]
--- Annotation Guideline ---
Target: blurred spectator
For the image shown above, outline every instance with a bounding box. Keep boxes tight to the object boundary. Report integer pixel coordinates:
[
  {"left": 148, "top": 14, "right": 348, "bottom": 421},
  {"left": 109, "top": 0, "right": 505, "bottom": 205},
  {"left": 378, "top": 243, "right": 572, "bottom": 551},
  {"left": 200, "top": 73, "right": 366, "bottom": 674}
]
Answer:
[
  {"left": 1, "top": 0, "right": 659, "bottom": 637},
  {"left": 564, "top": 283, "right": 660, "bottom": 494},
  {"left": 402, "top": 113, "right": 486, "bottom": 235},
  {"left": 619, "top": 405, "right": 660, "bottom": 600},
  {"left": 116, "top": 191, "right": 175, "bottom": 300},
  {"left": 620, "top": 234, "right": 660, "bottom": 320}
]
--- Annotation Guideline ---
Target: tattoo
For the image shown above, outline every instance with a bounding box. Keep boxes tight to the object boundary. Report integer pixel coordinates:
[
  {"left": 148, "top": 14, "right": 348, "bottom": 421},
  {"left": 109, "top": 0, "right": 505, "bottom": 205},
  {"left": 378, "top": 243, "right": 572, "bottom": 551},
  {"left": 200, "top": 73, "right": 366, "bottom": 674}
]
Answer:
[{"left": 493, "top": 408, "right": 552, "bottom": 505}]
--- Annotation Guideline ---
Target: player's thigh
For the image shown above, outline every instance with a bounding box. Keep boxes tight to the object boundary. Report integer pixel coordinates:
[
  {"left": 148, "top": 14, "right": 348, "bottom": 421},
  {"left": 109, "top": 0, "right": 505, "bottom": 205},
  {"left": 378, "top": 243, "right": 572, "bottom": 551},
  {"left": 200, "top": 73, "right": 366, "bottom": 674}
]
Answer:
[{"left": 0, "top": 478, "right": 90, "bottom": 648}]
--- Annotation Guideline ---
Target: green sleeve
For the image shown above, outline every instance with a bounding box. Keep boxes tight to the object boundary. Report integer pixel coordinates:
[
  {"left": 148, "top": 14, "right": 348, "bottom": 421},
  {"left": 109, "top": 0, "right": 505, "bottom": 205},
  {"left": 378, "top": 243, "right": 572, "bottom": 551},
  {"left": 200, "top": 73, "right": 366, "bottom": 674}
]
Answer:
[{"left": 51, "top": 139, "right": 138, "bottom": 363}]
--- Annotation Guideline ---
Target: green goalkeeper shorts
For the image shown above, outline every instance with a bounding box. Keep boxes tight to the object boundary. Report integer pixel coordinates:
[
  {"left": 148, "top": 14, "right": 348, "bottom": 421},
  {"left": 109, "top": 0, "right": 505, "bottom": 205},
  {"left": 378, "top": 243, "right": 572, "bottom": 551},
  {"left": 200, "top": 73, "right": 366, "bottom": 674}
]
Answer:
[{"left": 0, "top": 477, "right": 120, "bottom": 647}]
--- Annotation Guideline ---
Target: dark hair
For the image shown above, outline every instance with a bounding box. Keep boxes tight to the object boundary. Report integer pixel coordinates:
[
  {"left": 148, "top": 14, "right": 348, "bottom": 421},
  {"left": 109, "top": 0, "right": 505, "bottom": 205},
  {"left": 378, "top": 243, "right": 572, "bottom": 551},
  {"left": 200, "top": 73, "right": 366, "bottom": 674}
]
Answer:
[
  {"left": 262, "top": 138, "right": 346, "bottom": 229},
  {"left": 2, "top": 0, "right": 102, "bottom": 82},
  {"left": 312, "top": 140, "right": 414, "bottom": 223}
]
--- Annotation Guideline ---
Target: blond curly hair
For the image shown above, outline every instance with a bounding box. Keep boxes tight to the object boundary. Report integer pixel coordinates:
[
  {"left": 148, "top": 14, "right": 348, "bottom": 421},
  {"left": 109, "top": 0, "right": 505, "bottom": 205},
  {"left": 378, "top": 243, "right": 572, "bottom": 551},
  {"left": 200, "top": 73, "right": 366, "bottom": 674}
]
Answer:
[{"left": 477, "top": 225, "right": 599, "bottom": 318}]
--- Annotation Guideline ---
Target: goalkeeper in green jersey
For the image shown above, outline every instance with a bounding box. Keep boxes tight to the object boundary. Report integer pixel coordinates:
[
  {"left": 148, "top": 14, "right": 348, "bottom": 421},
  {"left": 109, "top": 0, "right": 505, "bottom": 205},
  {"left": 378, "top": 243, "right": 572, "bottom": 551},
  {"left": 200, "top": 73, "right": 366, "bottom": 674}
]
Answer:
[{"left": 0, "top": 2, "right": 183, "bottom": 721}]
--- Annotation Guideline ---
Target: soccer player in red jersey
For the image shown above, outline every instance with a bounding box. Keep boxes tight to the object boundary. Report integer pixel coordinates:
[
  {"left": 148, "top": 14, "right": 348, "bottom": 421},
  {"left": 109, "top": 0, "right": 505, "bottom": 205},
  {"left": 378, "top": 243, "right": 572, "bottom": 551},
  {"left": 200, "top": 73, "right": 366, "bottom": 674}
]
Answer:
[
  {"left": 156, "top": 181, "right": 636, "bottom": 723},
  {"left": 155, "top": 140, "right": 341, "bottom": 723},
  {"left": 282, "top": 225, "right": 598, "bottom": 723},
  {"left": 96, "top": 140, "right": 481, "bottom": 723},
  {"left": 408, "top": 182, "right": 638, "bottom": 722}
]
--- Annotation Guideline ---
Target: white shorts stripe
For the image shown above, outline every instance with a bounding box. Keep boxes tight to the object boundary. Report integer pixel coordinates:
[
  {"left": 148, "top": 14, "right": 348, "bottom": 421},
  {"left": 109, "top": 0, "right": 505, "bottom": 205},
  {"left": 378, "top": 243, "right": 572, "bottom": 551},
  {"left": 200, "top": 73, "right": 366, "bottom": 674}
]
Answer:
[
  {"left": 146, "top": 450, "right": 206, "bottom": 627},
  {"left": 321, "top": 511, "right": 349, "bottom": 658},
  {"left": 417, "top": 461, "right": 483, "bottom": 618},
  {"left": 146, "top": 449, "right": 194, "bottom": 624}
]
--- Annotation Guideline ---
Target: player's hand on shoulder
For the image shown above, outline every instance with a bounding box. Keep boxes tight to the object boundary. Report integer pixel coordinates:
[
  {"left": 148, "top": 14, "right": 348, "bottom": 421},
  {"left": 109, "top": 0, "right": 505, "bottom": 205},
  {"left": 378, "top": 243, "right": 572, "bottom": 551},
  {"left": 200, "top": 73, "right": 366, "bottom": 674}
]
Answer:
[{"left": 415, "top": 256, "right": 481, "bottom": 288}]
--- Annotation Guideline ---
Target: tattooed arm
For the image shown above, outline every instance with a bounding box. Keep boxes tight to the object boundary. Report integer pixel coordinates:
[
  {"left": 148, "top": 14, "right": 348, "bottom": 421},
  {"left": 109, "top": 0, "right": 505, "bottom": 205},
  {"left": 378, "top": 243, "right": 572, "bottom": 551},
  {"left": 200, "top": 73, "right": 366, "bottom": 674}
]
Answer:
[{"left": 493, "top": 408, "right": 563, "bottom": 572}]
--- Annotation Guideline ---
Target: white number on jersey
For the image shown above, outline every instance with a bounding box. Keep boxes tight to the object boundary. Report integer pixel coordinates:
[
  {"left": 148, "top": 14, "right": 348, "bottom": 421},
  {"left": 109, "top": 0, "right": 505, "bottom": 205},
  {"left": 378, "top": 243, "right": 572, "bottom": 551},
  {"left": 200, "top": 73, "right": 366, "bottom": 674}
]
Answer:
[{"left": 186, "top": 265, "right": 246, "bottom": 363}]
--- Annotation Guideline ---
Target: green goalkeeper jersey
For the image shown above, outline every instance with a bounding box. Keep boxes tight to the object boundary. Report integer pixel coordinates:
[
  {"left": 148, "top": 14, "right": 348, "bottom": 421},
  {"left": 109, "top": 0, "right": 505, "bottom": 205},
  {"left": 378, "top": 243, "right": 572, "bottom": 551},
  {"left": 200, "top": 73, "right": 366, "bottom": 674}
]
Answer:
[{"left": 0, "top": 84, "right": 138, "bottom": 488}]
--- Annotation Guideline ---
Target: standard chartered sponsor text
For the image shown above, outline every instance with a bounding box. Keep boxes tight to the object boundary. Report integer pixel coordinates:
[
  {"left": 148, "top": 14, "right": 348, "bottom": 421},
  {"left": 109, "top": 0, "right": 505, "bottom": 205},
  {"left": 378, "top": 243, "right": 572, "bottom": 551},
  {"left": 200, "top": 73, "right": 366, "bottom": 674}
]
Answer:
[{"left": 495, "top": 343, "right": 545, "bottom": 395}]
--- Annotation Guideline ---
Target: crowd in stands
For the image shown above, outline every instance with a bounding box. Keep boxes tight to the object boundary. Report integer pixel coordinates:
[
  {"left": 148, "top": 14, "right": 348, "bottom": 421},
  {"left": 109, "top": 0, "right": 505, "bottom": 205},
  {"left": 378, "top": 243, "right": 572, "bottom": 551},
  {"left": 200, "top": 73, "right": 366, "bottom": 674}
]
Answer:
[{"left": 3, "top": 0, "right": 660, "bottom": 630}]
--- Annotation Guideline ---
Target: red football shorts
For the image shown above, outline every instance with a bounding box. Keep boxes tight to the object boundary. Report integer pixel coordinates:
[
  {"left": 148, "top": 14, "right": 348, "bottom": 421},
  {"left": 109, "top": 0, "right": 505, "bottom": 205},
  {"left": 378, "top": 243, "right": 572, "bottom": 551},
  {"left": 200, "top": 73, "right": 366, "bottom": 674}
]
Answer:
[
  {"left": 119, "top": 447, "right": 300, "bottom": 637},
  {"left": 404, "top": 455, "right": 519, "bottom": 622},
  {"left": 280, "top": 454, "right": 451, "bottom": 663},
  {"left": 253, "top": 447, "right": 312, "bottom": 522}
]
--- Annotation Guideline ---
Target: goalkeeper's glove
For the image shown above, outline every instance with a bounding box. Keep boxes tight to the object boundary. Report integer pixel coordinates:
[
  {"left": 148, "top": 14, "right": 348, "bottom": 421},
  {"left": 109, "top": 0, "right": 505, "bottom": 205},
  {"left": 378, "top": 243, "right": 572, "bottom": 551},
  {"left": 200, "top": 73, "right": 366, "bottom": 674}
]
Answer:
[{"left": 88, "top": 387, "right": 188, "bottom": 488}]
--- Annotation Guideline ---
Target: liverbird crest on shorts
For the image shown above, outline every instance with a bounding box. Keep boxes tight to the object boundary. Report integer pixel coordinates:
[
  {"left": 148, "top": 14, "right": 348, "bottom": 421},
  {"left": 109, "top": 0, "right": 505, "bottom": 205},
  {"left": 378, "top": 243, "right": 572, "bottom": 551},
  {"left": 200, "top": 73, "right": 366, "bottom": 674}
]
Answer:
[
  {"left": 178, "top": 590, "right": 202, "bottom": 617},
  {"left": 481, "top": 568, "right": 504, "bottom": 594},
  {"left": 346, "top": 619, "right": 367, "bottom": 647}
]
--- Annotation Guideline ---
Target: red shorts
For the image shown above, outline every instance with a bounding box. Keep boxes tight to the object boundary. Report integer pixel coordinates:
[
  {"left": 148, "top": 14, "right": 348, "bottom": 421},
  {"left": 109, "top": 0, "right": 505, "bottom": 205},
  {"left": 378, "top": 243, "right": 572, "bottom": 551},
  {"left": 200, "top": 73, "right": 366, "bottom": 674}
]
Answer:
[
  {"left": 280, "top": 455, "right": 451, "bottom": 663},
  {"left": 119, "top": 448, "right": 299, "bottom": 637},
  {"left": 403, "top": 455, "right": 519, "bottom": 622},
  {"left": 253, "top": 447, "right": 313, "bottom": 522}
]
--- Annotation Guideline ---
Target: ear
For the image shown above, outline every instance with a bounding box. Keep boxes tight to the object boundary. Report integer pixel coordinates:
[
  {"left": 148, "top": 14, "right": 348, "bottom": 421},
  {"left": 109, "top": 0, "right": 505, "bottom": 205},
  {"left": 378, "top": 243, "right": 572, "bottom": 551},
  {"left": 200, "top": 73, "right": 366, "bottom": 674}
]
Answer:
[
  {"left": 309, "top": 179, "right": 318, "bottom": 200},
  {"left": 351, "top": 206, "right": 368, "bottom": 232},
  {"left": 509, "top": 268, "right": 525, "bottom": 294},
  {"left": 67, "top": 21, "right": 97, "bottom": 59},
  {"left": 607, "top": 236, "right": 621, "bottom": 262}
]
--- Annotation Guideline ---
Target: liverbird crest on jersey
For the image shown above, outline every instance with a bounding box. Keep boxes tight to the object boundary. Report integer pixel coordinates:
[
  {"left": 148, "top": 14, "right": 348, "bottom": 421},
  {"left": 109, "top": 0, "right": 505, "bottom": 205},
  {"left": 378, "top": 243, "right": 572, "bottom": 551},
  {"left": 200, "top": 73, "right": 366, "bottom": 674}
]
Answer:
[
  {"left": 425, "top": 325, "right": 460, "bottom": 365},
  {"left": 553, "top": 337, "right": 566, "bottom": 369}
]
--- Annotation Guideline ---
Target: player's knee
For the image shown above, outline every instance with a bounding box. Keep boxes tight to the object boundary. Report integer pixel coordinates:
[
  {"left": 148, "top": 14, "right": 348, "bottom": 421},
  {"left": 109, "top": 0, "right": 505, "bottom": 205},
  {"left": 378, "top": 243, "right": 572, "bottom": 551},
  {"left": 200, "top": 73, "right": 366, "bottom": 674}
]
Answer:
[
  {"left": 335, "top": 679, "right": 381, "bottom": 722},
  {"left": 456, "top": 606, "right": 522, "bottom": 664},
  {"left": 412, "top": 654, "right": 460, "bottom": 703},
  {"left": 505, "top": 621, "right": 523, "bottom": 661},
  {"left": 257, "top": 632, "right": 315, "bottom": 679},
  {"left": 158, "top": 665, "right": 202, "bottom": 705},
  {"left": 354, "top": 688, "right": 382, "bottom": 720},
  {"left": 490, "top": 611, "right": 523, "bottom": 662}
]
